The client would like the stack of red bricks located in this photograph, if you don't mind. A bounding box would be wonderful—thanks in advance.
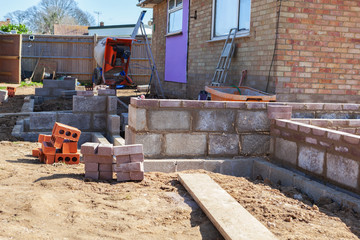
[81,143,114,180]
[32,122,81,164]
[81,143,144,182]
[113,144,144,182]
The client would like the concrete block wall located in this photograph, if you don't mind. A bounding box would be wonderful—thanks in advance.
[125,98,271,158]
[270,119,360,195]
[23,95,119,145]
[35,78,77,98]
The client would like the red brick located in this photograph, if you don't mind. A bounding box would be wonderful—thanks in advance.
[335,146,349,153]
[62,141,78,154]
[97,143,113,156]
[44,154,55,164]
[312,127,326,136]
[130,98,159,108]
[99,171,113,181]
[130,171,144,181]
[324,103,342,111]
[319,141,331,147]
[159,100,182,108]
[38,134,51,143]
[327,131,341,141]
[204,101,226,108]
[246,102,267,110]
[182,100,204,108]
[56,153,80,164]
[271,128,281,136]
[276,119,287,127]
[116,172,130,182]
[287,122,299,131]
[113,144,143,156]
[305,137,317,145]
[287,103,305,110]
[83,155,113,164]
[116,155,131,164]
[225,101,247,109]
[130,153,144,163]
[305,103,324,110]
[85,171,99,180]
[99,163,113,172]
[85,163,98,172]
[348,120,360,127]
[113,163,130,172]
[51,135,64,149]
[42,141,56,155]
[342,104,360,110]
[32,148,41,157]
[52,122,81,142]
[129,162,144,172]
[81,142,99,155]
[343,134,360,145]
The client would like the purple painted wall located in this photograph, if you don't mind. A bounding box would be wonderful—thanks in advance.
[164,0,189,83]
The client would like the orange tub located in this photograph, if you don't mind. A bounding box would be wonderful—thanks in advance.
[205,86,276,102]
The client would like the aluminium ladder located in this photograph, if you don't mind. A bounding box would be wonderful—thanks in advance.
[131,11,165,98]
[211,28,238,86]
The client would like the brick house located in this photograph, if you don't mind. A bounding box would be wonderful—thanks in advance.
[138,0,360,103]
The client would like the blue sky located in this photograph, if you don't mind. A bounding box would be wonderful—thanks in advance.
[0,0,153,26]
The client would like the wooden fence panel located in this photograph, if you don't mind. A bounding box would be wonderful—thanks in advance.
[0,34,22,83]
[21,35,151,84]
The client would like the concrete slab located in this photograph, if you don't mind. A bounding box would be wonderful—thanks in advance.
[178,173,278,240]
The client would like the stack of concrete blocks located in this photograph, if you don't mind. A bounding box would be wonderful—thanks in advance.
[120,113,128,132]
[35,77,77,99]
[32,122,81,164]
[0,89,8,103]
[113,144,145,181]
[81,142,114,180]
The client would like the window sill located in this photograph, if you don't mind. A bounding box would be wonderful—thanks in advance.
[206,31,251,43]
[165,31,183,37]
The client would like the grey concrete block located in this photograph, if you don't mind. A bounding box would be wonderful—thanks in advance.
[11,124,23,137]
[165,133,207,157]
[113,135,125,146]
[269,165,295,187]
[78,132,94,147]
[208,134,239,156]
[73,96,107,113]
[220,158,254,177]
[203,160,223,173]
[21,132,43,142]
[326,153,359,189]
[194,110,235,132]
[57,113,91,130]
[293,175,327,201]
[236,111,270,132]
[241,134,270,155]
[93,113,107,131]
[298,145,324,175]
[98,89,116,96]
[50,88,65,97]
[292,112,315,118]
[35,88,50,97]
[107,96,118,114]
[62,78,77,90]
[107,114,120,134]
[92,132,110,144]
[149,110,190,130]
[252,159,271,180]
[128,105,146,131]
[23,118,30,131]
[61,90,77,96]
[43,79,60,88]
[126,127,162,157]
[120,113,128,131]
[29,112,57,130]
[176,160,204,171]
[274,137,298,165]
[144,160,176,173]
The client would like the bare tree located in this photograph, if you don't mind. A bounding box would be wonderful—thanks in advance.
[5,0,95,34]
[5,10,27,24]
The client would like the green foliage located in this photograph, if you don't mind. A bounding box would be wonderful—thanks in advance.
[0,86,6,90]
[18,82,43,88]
[0,23,31,34]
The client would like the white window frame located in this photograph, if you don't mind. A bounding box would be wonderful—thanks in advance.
[167,0,183,34]
[211,0,251,41]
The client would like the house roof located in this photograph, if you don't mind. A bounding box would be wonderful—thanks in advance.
[137,0,163,8]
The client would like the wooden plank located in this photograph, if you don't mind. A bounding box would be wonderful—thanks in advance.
[0,72,12,76]
[178,173,278,240]
[0,56,19,60]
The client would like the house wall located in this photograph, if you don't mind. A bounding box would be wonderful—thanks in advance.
[151,0,278,99]
[275,0,360,103]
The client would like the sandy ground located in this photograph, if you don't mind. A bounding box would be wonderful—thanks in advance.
[0,84,359,239]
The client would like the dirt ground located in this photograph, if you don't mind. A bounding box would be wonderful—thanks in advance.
[0,85,359,239]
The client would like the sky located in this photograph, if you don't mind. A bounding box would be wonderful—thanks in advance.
[0,0,153,27]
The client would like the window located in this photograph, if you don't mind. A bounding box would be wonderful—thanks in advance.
[213,0,251,38]
[168,0,183,33]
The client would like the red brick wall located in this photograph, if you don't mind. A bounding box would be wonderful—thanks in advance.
[276,0,360,103]
[151,0,278,99]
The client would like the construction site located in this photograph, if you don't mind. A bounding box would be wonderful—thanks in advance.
[1,0,360,239]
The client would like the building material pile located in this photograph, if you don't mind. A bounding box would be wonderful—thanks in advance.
[32,122,81,164]
[81,143,144,182]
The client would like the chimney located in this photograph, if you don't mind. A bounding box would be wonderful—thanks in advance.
[6,18,10,23]
[100,21,104,27]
